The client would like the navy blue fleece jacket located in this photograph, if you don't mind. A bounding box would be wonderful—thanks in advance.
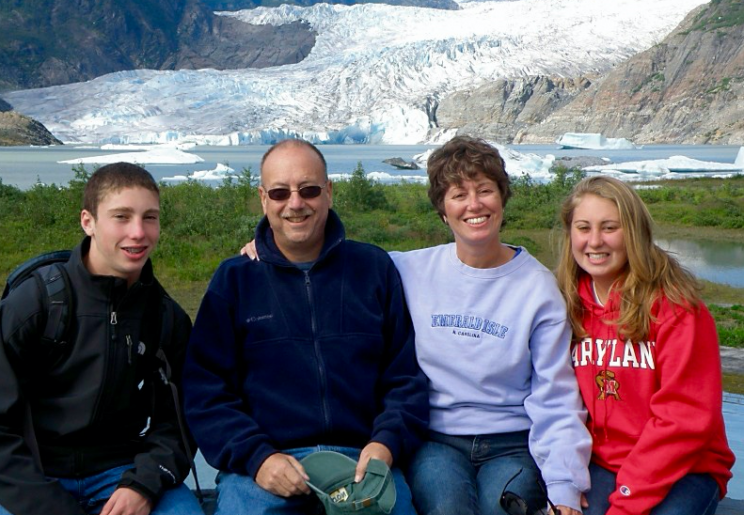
[183,211,429,478]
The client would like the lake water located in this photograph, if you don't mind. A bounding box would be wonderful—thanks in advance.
[1,143,742,190]
[657,239,744,289]
[0,144,437,190]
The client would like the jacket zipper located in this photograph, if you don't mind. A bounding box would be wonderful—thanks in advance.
[305,270,331,432]
[86,300,120,472]
[125,334,133,365]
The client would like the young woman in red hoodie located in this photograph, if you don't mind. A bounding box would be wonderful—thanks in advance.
[555,176,735,515]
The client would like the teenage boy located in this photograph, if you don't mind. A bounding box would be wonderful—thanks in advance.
[0,163,202,515]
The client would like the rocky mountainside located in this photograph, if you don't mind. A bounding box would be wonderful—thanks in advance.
[0,97,61,145]
[0,0,315,91]
[436,76,596,144]
[0,111,62,146]
[438,0,744,145]
[0,0,458,93]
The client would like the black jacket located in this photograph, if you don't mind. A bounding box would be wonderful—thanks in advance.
[184,210,429,478]
[0,237,193,515]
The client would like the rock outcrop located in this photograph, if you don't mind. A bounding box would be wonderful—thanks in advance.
[436,76,594,143]
[383,157,420,170]
[0,111,63,146]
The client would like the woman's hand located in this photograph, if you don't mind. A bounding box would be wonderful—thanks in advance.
[551,493,588,515]
[240,240,259,260]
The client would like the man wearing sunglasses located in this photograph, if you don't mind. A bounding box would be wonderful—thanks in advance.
[183,139,429,515]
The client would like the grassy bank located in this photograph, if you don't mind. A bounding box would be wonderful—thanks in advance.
[2,166,744,391]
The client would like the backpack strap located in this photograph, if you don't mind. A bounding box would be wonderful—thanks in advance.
[2,250,72,301]
[21,261,73,473]
[33,263,73,346]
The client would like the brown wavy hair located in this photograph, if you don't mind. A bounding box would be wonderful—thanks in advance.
[426,136,511,222]
[556,176,701,341]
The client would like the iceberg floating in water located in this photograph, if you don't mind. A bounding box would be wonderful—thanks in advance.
[735,146,744,168]
[59,146,204,165]
[162,163,238,183]
[584,155,744,175]
[556,133,637,150]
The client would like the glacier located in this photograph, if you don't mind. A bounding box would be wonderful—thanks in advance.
[4,0,708,146]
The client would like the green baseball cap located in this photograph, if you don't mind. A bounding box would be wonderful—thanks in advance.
[300,451,396,515]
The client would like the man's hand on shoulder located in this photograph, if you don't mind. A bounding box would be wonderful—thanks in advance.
[100,487,152,515]
[256,453,311,497]
[355,442,393,483]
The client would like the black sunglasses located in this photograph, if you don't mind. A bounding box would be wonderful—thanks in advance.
[266,184,326,201]
[500,468,561,515]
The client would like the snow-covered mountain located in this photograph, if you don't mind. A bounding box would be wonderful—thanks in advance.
[5,0,708,145]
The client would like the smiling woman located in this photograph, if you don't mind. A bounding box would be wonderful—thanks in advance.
[556,176,736,515]
[390,136,591,515]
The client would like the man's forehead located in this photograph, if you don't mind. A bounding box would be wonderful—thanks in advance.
[261,145,323,172]
[261,175,322,188]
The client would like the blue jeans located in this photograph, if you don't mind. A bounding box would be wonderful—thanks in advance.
[214,445,416,515]
[406,430,545,515]
[584,462,720,515]
[0,464,203,515]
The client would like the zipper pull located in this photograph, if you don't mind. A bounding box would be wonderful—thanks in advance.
[110,311,118,341]
[126,335,133,365]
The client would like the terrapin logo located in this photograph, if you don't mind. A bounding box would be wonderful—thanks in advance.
[595,370,621,401]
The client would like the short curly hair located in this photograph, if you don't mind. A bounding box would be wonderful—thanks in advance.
[426,136,511,221]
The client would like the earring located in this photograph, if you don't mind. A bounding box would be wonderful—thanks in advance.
[442,216,448,225]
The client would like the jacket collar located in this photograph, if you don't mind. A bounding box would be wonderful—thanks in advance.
[254,209,346,267]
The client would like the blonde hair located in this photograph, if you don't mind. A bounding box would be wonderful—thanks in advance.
[556,176,701,341]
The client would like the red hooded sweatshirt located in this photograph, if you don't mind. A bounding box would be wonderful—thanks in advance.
[571,274,735,515]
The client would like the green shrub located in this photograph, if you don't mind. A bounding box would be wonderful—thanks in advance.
[334,162,389,213]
